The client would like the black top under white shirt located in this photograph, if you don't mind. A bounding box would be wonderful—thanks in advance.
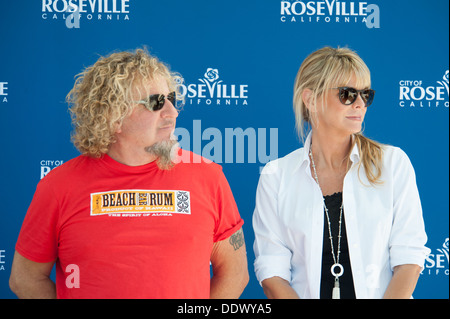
[320,192,356,299]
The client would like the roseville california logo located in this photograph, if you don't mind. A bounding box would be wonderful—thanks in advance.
[0,249,5,271]
[40,159,65,179]
[399,70,449,108]
[41,0,131,29]
[0,81,8,103]
[280,0,380,29]
[422,238,449,276]
[177,68,249,107]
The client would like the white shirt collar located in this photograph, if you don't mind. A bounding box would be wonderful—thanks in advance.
[349,135,361,164]
[293,131,361,174]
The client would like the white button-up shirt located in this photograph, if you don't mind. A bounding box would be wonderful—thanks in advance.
[253,133,430,299]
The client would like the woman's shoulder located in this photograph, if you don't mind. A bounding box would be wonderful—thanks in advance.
[261,147,306,175]
[381,144,411,164]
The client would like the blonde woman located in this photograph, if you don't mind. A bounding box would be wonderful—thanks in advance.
[253,47,430,299]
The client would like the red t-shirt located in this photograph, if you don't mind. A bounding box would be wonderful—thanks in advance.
[16,150,243,299]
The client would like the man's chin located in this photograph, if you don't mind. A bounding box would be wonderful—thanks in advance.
[145,139,180,170]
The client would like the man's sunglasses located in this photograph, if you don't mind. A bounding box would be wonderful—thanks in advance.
[332,87,375,107]
[134,91,177,112]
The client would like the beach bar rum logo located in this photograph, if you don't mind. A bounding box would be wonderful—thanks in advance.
[90,189,191,217]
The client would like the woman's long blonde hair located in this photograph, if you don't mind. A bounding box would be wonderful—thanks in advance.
[293,46,383,185]
[66,47,183,158]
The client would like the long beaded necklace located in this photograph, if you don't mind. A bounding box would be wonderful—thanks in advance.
[309,145,344,299]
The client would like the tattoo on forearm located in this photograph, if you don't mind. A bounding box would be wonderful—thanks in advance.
[229,228,244,251]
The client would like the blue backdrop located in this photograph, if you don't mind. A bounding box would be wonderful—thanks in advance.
[0,0,448,299]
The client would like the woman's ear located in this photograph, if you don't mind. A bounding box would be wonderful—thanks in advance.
[302,88,315,113]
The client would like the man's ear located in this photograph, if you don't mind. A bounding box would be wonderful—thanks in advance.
[113,122,122,134]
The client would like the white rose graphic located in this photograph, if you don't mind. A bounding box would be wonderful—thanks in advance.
[437,70,449,96]
[199,68,223,98]
[437,238,449,264]
[204,68,219,82]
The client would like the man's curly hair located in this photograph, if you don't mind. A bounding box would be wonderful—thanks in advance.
[66,48,183,158]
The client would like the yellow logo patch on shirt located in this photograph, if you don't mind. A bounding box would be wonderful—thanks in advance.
[90,190,190,216]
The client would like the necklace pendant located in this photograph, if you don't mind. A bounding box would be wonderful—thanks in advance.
[331,263,344,278]
[332,277,340,299]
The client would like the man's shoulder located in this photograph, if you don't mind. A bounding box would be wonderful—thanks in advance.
[175,149,224,174]
[177,149,221,166]
[40,155,93,182]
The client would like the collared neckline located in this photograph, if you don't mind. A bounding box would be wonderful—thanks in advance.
[348,135,361,164]
[293,132,361,174]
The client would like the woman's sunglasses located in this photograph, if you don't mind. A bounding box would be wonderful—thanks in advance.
[332,87,375,107]
[134,91,177,112]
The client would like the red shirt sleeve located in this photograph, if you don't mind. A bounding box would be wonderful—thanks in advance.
[212,168,243,242]
[15,177,59,263]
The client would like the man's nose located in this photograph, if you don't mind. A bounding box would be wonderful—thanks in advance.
[161,99,179,118]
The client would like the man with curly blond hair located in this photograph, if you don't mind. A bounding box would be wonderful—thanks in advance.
[10,48,248,299]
